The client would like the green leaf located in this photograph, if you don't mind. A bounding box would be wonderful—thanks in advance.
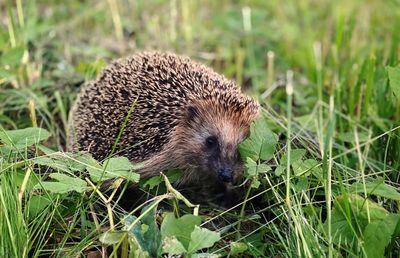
[350,178,400,201]
[337,131,369,143]
[124,203,161,257]
[105,157,141,182]
[164,169,184,184]
[245,157,258,176]
[143,176,163,190]
[387,66,400,101]
[292,159,321,177]
[0,68,15,80]
[363,214,400,258]
[274,149,307,177]
[230,242,248,255]
[326,194,388,245]
[280,149,306,165]
[28,195,52,219]
[34,156,83,173]
[34,173,87,194]
[99,231,127,245]
[187,226,221,254]
[251,179,261,188]
[295,114,317,132]
[162,236,187,255]
[13,169,41,191]
[274,166,285,176]
[82,155,104,181]
[257,163,271,173]
[0,127,50,149]
[190,254,219,258]
[295,177,309,191]
[0,47,24,66]
[239,117,278,161]
[161,213,201,250]
[86,156,140,183]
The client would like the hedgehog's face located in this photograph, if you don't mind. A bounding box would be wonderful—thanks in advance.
[200,131,243,183]
[178,101,260,184]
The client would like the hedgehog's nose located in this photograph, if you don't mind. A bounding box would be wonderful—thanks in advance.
[218,167,234,182]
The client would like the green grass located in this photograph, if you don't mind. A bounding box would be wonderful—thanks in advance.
[1,0,400,257]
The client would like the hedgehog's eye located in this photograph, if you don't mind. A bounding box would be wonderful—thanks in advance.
[205,136,218,149]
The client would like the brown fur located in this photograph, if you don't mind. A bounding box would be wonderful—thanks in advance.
[68,52,259,191]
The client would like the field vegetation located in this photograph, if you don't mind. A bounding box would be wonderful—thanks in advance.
[1,0,400,257]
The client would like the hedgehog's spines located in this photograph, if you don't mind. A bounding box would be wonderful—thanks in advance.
[68,52,260,181]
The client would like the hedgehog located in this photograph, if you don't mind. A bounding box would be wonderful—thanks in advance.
[68,52,260,205]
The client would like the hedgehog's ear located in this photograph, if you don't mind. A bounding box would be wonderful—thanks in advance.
[186,106,199,123]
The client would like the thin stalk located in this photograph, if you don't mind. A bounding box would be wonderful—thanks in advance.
[16,0,24,28]
[327,96,334,258]
[18,167,32,204]
[236,176,254,240]
[313,41,324,157]
[285,70,293,213]
[106,0,123,41]
[285,71,313,257]
[354,127,371,223]
[28,100,37,127]
[6,1,16,48]
[266,51,275,98]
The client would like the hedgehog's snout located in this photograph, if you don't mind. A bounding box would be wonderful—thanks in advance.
[218,167,234,182]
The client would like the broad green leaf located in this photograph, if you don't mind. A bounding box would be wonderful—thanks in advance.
[245,157,257,176]
[350,178,400,201]
[37,144,57,155]
[387,66,400,101]
[244,157,271,176]
[143,176,163,190]
[230,242,248,255]
[161,213,201,249]
[164,169,184,184]
[251,179,261,188]
[295,177,309,191]
[280,149,306,165]
[83,155,104,181]
[338,131,369,143]
[0,127,50,149]
[258,163,271,174]
[34,156,82,173]
[143,170,183,190]
[295,114,317,132]
[105,157,135,172]
[28,195,52,219]
[274,149,307,176]
[187,226,221,254]
[190,254,219,258]
[239,117,278,161]
[13,169,41,191]
[86,156,140,183]
[0,47,24,66]
[34,173,87,194]
[244,158,268,188]
[0,68,15,80]
[162,236,187,255]
[99,231,127,245]
[326,194,388,245]
[124,202,161,257]
[274,166,285,176]
[292,159,321,177]
[363,214,400,258]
